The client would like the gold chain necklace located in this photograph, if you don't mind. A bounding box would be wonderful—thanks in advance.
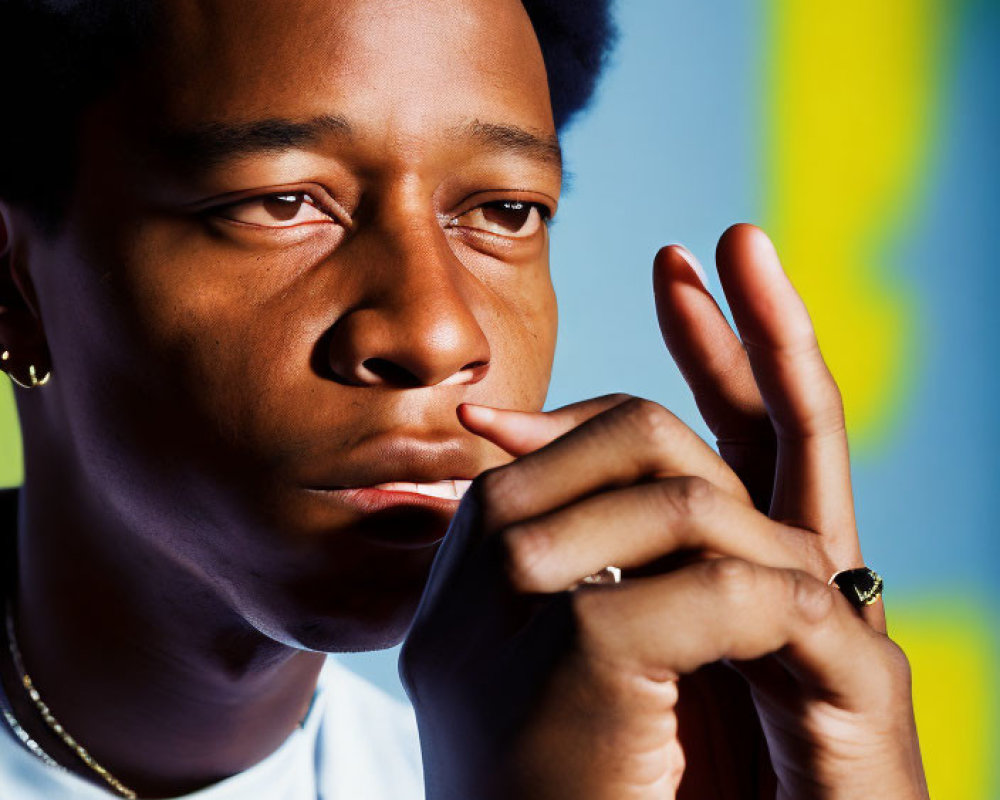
[4,602,138,799]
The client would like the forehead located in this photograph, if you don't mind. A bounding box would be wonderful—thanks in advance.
[140,0,553,140]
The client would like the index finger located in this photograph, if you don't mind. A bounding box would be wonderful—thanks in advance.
[457,393,634,456]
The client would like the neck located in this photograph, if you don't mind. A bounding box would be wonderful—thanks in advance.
[1,478,326,799]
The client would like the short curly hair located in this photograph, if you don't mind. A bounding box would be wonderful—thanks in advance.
[0,0,617,234]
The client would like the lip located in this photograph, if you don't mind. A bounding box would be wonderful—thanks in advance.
[300,436,485,546]
[307,477,472,509]
[367,479,474,499]
[310,484,466,513]
[304,485,466,547]
[302,436,486,491]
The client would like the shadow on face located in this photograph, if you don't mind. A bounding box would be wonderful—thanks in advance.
[17,0,562,651]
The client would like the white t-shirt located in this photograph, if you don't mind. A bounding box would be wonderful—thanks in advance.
[0,655,425,800]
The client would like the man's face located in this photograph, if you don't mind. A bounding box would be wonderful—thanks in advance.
[22,0,559,649]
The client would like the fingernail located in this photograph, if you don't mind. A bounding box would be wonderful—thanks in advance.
[672,244,710,290]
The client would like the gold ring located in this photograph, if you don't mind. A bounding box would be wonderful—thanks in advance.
[828,566,883,609]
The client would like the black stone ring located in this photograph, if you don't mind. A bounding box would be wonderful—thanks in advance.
[828,567,884,610]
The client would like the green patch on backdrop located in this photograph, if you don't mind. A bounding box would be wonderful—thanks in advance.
[0,380,22,488]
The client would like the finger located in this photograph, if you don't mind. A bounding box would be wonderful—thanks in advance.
[653,244,776,511]
[470,397,753,534]
[457,393,633,457]
[502,476,819,593]
[652,244,771,442]
[715,224,858,555]
[572,557,893,709]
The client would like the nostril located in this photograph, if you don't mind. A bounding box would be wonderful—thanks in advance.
[359,358,490,387]
[460,360,490,380]
[360,358,422,387]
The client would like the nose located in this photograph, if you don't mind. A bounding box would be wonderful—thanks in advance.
[326,218,492,388]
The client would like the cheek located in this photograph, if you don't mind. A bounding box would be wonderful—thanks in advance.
[50,218,330,476]
[461,235,558,408]
[492,269,558,410]
[110,259,277,443]
[126,221,331,367]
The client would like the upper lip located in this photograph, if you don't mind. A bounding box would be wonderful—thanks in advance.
[302,436,487,489]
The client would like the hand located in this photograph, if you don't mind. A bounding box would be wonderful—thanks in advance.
[399,224,928,799]
[652,226,927,798]
[400,392,753,798]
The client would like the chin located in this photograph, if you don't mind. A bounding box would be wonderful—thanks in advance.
[241,554,434,654]
[221,502,446,653]
[283,603,419,653]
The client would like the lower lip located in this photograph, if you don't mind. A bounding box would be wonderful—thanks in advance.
[304,487,461,546]
[335,487,462,515]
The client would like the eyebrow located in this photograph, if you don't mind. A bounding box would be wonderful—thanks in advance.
[448,120,563,174]
[155,114,562,176]
[155,113,352,171]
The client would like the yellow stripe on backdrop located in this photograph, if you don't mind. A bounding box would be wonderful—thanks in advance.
[889,600,999,800]
[763,1,995,798]
[764,0,947,446]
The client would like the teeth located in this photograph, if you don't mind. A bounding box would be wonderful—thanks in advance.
[370,479,473,500]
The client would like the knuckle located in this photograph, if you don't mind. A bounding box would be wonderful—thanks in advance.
[474,466,526,529]
[619,396,676,443]
[499,524,549,593]
[475,464,508,502]
[826,373,846,417]
[815,371,847,431]
[789,569,836,623]
[602,391,636,407]
[471,465,503,505]
[881,638,914,689]
[796,352,848,437]
[666,738,686,789]
[662,475,715,519]
[702,557,758,605]
[860,638,916,709]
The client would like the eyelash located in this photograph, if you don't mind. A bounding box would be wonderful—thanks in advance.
[512,200,553,224]
[210,191,340,229]
[210,192,554,233]
[448,199,553,234]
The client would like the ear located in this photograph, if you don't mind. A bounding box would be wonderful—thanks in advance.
[0,201,52,388]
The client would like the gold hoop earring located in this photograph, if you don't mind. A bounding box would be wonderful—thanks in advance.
[1,350,51,389]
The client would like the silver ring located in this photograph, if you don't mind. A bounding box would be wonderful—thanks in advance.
[580,565,622,585]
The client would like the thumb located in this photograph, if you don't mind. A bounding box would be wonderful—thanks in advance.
[458,393,633,457]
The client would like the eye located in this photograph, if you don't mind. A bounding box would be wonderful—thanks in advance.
[449,200,551,238]
[214,192,334,228]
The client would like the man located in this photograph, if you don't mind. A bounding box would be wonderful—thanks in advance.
[0,0,928,797]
